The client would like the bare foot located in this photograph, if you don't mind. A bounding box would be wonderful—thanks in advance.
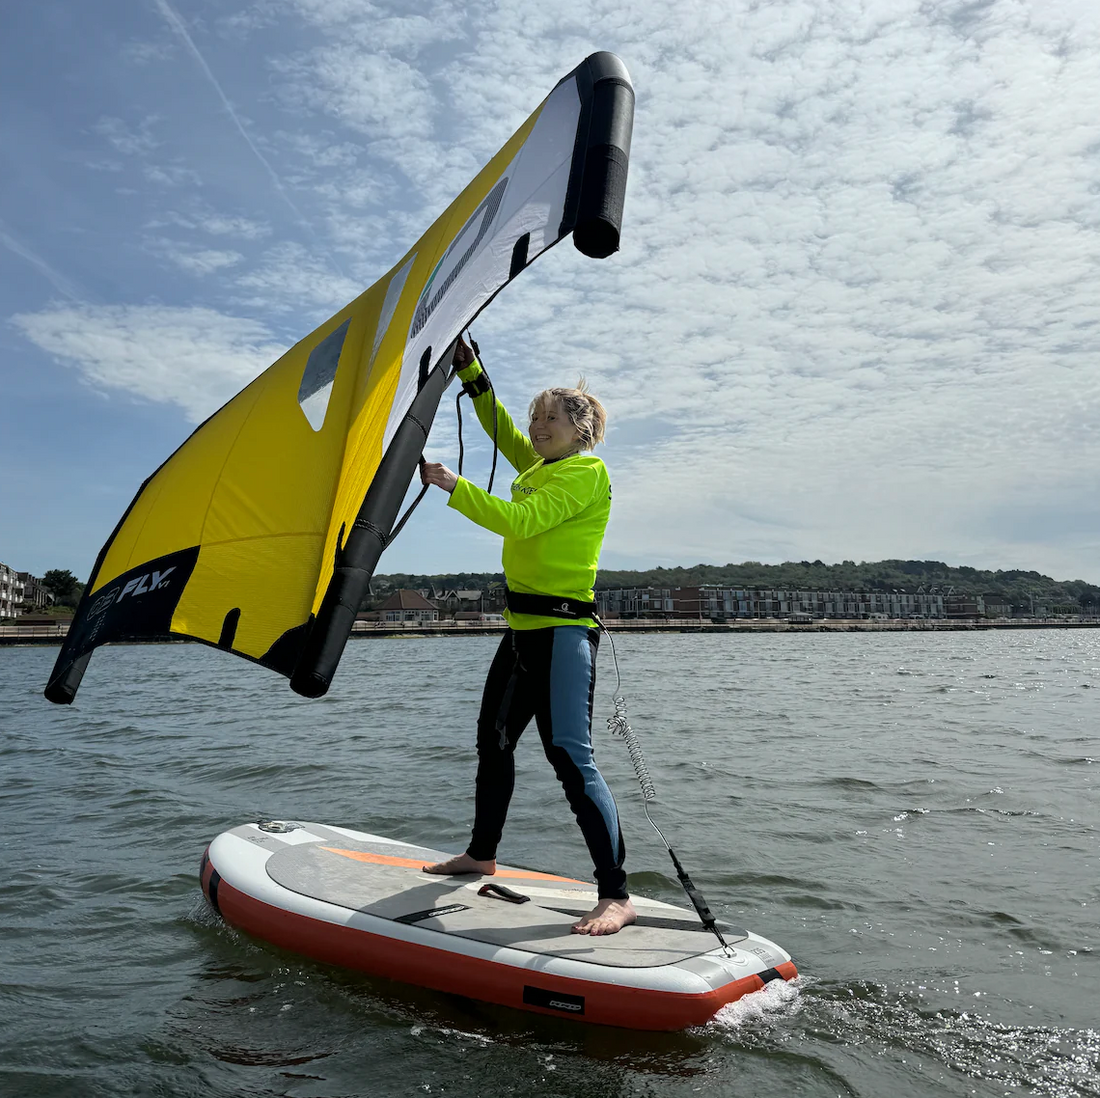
[572,897,637,936]
[422,853,496,876]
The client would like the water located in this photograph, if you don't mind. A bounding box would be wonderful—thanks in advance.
[2,630,1098,1097]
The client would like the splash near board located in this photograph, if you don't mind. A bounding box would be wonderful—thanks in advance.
[201,821,798,1031]
[45,52,634,705]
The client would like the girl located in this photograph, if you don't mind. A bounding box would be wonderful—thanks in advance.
[420,338,634,936]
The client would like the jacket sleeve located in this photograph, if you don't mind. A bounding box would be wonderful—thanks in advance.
[448,461,601,539]
[456,359,537,473]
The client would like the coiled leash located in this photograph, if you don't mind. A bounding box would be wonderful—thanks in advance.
[599,622,733,953]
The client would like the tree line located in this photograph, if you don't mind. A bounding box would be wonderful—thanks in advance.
[31,569,86,612]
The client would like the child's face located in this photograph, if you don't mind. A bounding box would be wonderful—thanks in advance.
[529,397,580,462]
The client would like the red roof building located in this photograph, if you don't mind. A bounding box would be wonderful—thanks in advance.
[374,589,439,622]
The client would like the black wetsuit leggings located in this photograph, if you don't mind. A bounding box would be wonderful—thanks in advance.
[465,626,628,900]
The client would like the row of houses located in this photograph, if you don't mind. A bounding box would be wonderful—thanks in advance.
[364,584,1033,623]
[0,563,55,619]
[600,586,969,620]
[362,588,504,623]
[598,586,1044,619]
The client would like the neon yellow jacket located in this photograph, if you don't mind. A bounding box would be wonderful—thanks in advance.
[449,360,610,630]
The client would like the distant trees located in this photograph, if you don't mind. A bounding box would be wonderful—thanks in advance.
[41,569,84,609]
[371,559,1100,609]
[372,571,502,593]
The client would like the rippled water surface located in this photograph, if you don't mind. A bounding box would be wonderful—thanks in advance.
[3,630,1098,1097]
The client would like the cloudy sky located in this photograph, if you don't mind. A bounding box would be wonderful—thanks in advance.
[3,0,1099,585]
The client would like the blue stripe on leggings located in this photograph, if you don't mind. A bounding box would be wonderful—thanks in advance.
[549,626,620,855]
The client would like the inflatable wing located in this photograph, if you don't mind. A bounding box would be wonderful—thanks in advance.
[46,52,633,704]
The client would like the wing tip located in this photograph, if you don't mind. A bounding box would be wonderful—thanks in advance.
[43,682,76,706]
[570,54,634,261]
[290,671,330,699]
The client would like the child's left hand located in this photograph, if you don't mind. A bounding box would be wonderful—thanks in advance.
[421,462,458,494]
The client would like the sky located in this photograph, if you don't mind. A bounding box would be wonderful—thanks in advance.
[2,0,1099,585]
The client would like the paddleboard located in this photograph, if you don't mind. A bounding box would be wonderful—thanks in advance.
[200,820,798,1030]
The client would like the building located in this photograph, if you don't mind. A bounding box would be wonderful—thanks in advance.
[17,572,55,611]
[597,587,676,618]
[944,594,985,619]
[428,588,487,616]
[596,585,949,620]
[981,595,1013,618]
[373,589,439,623]
[0,563,25,619]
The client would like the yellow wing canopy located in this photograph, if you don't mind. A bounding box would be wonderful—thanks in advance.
[46,52,634,704]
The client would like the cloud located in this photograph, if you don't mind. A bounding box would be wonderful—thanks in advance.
[146,208,272,241]
[93,116,161,157]
[11,305,286,422]
[143,163,204,188]
[122,40,174,66]
[278,0,465,55]
[231,241,362,316]
[155,242,245,276]
[194,213,273,240]
[385,0,1100,577]
[273,48,437,150]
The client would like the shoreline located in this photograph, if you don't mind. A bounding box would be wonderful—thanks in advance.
[3,616,1099,649]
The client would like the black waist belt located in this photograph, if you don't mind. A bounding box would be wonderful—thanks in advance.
[505,589,598,620]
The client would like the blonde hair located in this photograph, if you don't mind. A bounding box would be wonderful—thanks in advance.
[529,378,607,451]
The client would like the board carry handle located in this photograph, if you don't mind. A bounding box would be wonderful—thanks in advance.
[477,883,531,904]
